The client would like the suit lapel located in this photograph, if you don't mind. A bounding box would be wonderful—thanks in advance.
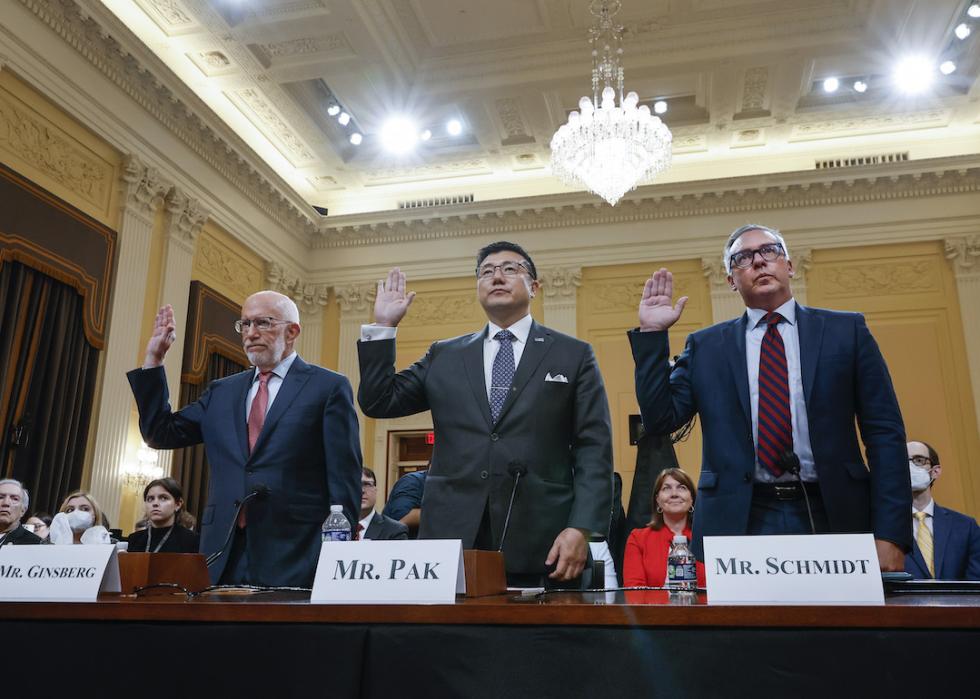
[366,512,382,539]
[909,541,931,579]
[462,328,493,428]
[723,314,752,431]
[933,506,950,578]
[249,356,314,459]
[234,370,253,462]
[796,303,823,411]
[494,321,553,426]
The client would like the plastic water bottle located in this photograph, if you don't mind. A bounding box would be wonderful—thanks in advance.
[321,504,351,542]
[666,535,698,590]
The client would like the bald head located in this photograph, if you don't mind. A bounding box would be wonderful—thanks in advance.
[240,290,302,370]
[244,291,300,324]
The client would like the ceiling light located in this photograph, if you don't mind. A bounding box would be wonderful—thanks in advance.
[420,129,432,141]
[822,77,839,93]
[653,100,668,114]
[446,119,462,136]
[349,133,362,145]
[969,3,980,18]
[327,104,340,116]
[939,60,957,75]
[954,23,971,40]
[893,55,935,94]
[338,112,351,126]
[381,117,419,154]
[853,80,868,93]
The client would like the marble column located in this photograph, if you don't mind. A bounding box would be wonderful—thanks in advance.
[539,266,581,336]
[87,155,166,522]
[294,283,330,365]
[701,257,744,323]
[789,248,813,306]
[945,235,980,437]
[335,282,377,453]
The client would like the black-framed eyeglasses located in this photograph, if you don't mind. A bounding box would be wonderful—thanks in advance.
[361,482,377,490]
[235,317,291,334]
[476,261,530,279]
[729,243,785,270]
[909,456,933,468]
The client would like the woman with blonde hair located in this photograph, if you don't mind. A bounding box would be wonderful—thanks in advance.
[51,490,109,544]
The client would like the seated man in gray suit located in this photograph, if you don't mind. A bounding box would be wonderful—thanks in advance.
[359,467,408,540]
[357,241,614,586]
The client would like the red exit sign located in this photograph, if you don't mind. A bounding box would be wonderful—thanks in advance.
[425,431,435,445]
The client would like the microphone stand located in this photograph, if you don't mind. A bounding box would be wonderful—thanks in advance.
[780,451,815,535]
[498,462,527,553]
[206,486,268,567]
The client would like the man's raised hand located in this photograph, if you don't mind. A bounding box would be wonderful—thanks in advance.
[373,268,416,327]
[143,304,176,368]
[638,268,688,332]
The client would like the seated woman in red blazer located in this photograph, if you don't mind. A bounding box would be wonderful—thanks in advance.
[623,467,706,587]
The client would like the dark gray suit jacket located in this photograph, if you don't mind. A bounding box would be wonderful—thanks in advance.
[357,320,614,575]
[364,511,409,540]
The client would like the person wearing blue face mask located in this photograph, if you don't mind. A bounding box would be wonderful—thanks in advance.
[905,440,980,580]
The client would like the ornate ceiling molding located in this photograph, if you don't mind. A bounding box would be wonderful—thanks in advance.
[266,261,330,315]
[315,156,980,249]
[18,0,316,240]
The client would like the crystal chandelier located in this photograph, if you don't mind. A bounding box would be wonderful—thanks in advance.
[550,0,672,206]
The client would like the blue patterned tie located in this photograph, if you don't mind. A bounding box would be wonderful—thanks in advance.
[490,330,516,422]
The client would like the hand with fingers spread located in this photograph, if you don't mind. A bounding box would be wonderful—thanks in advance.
[373,268,417,327]
[638,268,689,332]
[143,304,177,368]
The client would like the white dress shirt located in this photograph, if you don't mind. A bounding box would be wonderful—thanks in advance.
[745,299,816,482]
[913,498,935,537]
[361,314,534,401]
[244,351,298,421]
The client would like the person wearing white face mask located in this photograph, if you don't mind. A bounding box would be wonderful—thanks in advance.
[50,491,112,545]
[905,441,980,580]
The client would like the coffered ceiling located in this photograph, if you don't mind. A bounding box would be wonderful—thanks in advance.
[102,0,980,217]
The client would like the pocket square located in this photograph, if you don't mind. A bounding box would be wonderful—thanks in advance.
[545,372,568,383]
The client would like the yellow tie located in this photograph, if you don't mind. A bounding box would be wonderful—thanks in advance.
[914,511,934,578]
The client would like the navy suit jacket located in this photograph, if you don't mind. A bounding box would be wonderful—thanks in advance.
[905,504,980,580]
[127,357,362,586]
[630,304,911,558]
[364,511,409,540]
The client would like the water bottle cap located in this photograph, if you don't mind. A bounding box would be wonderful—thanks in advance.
[330,504,343,512]
[672,535,687,543]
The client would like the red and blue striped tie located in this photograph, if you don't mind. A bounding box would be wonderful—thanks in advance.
[757,312,792,476]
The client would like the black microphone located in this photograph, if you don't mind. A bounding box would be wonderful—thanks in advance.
[498,461,528,553]
[778,451,816,535]
[206,485,270,567]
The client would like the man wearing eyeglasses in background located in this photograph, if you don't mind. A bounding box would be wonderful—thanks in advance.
[128,290,361,587]
[905,441,980,580]
[357,241,613,587]
[629,224,911,571]
[358,467,408,540]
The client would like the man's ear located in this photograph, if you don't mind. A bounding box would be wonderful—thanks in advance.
[728,274,737,292]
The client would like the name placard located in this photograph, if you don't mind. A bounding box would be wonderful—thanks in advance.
[0,545,121,601]
[703,534,883,605]
[311,539,464,604]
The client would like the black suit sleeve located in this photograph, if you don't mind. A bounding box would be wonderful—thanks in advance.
[127,366,207,449]
[356,338,431,418]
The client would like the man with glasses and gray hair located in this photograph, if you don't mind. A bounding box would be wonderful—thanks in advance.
[0,479,44,546]
[629,224,911,571]
[358,241,614,587]
[128,290,361,587]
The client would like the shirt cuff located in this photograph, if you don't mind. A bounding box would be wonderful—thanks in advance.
[360,324,397,342]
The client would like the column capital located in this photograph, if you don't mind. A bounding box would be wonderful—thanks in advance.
[539,266,581,299]
[790,247,813,283]
[265,262,330,314]
[335,281,377,315]
[164,187,209,247]
[701,257,730,289]
[944,235,980,277]
[121,154,167,218]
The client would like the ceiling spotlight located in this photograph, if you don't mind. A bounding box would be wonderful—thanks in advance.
[893,55,935,94]
[955,23,971,40]
[446,119,462,136]
[349,132,362,145]
[381,116,419,154]
[653,100,668,114]
[822,77,839,93]
[939,60,957,75]
[338,112,351,126]
[969,3,980,18]
[420,129,432,141]
[327,104,340,116]
[853,80,868,93]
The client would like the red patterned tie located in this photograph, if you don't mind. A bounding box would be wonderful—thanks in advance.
[757,312,792,477]
[240,371,271,528]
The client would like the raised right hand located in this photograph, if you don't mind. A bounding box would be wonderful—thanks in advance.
[373,268,416,327]
[638,268,688,332]
[143,304,176,368]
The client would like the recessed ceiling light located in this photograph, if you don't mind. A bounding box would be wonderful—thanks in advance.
[822,77,839,93]
[446,119,462,136]
[327,104,340,116]
[381,117,419,154]
[349,133,362,145]
[954,23,971,40]
[420,129,432,141]
[653,100,668,114]
[969,3,980,19]
[893,55,935,94]
[939,60,957,75]
[853,80,868,93]
[338,112,351,126]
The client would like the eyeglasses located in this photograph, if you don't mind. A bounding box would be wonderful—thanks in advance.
[361,482,377,490]
[476,261,530,279]
[909,456,933,468]
[729,243,785,270]
[235,317,291,334]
